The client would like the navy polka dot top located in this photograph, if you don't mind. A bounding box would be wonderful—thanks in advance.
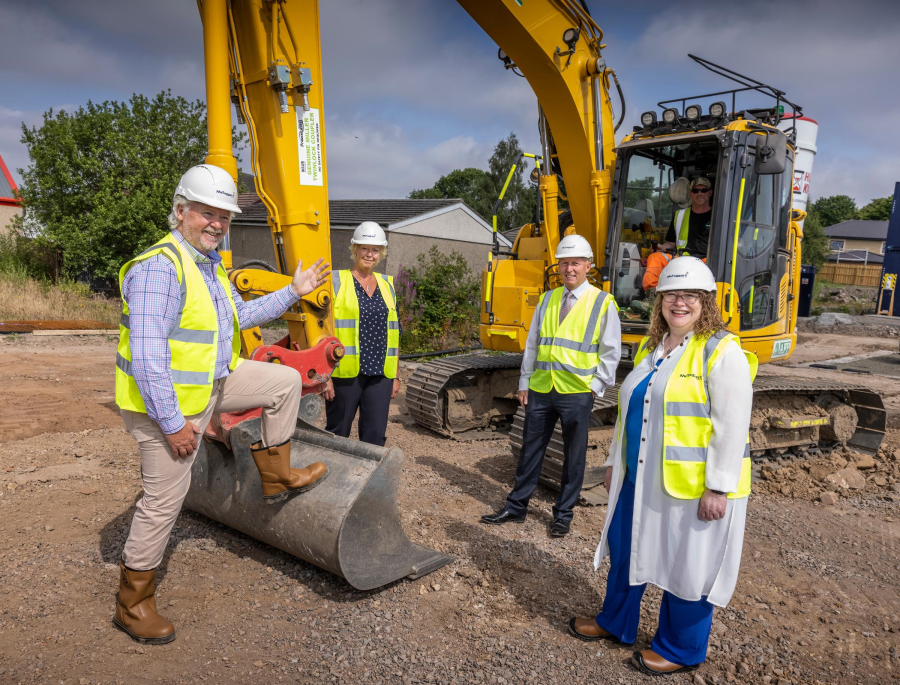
[354,276,389,377]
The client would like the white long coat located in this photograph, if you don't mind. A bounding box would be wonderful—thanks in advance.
[592,332,753,607]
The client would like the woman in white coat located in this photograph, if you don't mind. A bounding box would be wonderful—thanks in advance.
[568,257,756,676]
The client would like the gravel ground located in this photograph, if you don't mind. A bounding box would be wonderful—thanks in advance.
[0,332,899,685]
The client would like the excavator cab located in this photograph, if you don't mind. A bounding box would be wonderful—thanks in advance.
[608,121,797,366]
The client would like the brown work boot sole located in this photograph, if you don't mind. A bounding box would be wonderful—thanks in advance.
[567,617,622,643]
[112,617,176,645]
[262,466,329,504]
[631,651,698,676]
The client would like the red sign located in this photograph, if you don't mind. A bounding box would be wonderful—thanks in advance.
[793,170,811,195]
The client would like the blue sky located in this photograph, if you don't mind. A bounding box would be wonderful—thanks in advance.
[1,0,897,207]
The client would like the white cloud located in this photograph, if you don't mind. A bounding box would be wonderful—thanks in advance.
[324,115,492,198]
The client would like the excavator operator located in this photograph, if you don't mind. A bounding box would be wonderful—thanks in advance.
[112,164,331,645]
[662,177,713,258]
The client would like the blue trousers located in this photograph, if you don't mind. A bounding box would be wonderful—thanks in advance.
[595,478,714,667]
[506,388,594,523]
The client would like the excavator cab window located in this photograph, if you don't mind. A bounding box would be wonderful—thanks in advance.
[612,137,722,318]
[730,133,795,332]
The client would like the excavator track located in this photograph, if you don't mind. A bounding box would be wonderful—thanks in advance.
[406,353,523,438]
[508,374,886,500]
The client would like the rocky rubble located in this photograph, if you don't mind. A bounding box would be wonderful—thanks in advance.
[756,444,900,504]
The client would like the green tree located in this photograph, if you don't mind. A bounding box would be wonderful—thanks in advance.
[409,133,538,232]
[14,91,244,283]
[800,212,829,268]
[859,196,894,221]
[409,167,492,217]
[807,194,858,228]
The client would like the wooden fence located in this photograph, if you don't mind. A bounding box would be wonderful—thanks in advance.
[817,263,881,287]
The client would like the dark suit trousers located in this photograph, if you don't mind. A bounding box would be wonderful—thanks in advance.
[505,388,594,522]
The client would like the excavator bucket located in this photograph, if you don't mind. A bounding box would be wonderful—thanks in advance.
[185,416,453,590]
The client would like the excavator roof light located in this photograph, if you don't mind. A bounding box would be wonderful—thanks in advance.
[641,111,657,127]
[685,104,702,121]
[562,27,580,48]
[662,108,679,124]
[498,48,512,66]
[709,101,727,118]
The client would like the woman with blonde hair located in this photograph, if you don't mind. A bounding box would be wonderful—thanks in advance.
[568,257,756,676]
[325,221,400,446]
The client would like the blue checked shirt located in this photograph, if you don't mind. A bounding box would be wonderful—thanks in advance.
[122,230,300,434]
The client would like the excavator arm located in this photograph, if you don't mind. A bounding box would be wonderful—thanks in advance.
[457,0,617,263]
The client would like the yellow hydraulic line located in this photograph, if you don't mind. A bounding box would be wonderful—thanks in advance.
[277,1,301,63]
[227,2,283,239]
[202,0,237,182]
[269,0,279,66]
[729,177,747,322]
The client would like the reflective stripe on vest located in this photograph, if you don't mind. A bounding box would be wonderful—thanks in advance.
[529,285,617,394]
[332,269,400,379]
[674,208,690,250]
[631,330,758,499]
[114,233,242,416]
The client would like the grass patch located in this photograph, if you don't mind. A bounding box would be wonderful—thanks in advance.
[0,270,120,325]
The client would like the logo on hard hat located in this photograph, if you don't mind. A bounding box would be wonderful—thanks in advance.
[363,233,375,238]
[216,189,235,198]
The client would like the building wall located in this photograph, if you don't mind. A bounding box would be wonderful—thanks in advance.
[385,233,490,279]
[828,238,885,254]
[0,205,22,236]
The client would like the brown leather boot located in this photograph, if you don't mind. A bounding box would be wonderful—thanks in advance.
[113,564,176,644]
[250,439,328,502]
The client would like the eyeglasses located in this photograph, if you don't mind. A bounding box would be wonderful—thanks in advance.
[690,187,711,194]
[662,292,701,304]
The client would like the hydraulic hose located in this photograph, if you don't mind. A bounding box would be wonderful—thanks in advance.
[236,260,278,272]
[399,345,483,361]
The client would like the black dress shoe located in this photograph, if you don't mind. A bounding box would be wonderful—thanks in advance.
[549,519,570,537]
[481,509,526,525]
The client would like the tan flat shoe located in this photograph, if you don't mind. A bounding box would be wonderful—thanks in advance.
[631,649,699,676]
[567,617,620,642]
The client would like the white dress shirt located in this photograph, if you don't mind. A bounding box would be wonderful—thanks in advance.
[518,279,622,396]
[593,332,754,606]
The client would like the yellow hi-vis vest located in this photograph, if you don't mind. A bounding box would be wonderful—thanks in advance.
[332,270,399,379]
[529,285,618,394]
[631,330,758,500]
[115,233,242,416]
[673,208,691,253]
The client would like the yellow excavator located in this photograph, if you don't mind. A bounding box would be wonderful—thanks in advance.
[187,0,886,585]
[403,3,887,500]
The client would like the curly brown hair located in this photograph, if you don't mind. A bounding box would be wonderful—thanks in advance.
[645,290,726,349]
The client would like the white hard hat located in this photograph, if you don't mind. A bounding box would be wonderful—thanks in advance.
[351,221,388,246]
[174,164,242,214]
[656,256,716,292]
[554,234,593,260]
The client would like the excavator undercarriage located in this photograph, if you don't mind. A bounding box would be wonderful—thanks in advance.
[408,354,887,503]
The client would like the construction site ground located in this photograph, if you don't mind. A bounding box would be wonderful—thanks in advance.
[0,327,899,685]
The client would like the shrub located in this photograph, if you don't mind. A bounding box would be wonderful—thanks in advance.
[395,246,480,354]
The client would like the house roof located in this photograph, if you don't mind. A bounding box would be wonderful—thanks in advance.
[824,220,888,241]
[233,191,511,246]
[826,249,883,264]
[329,199,461,226]
[234,194,461,226]
[0,152,19,205]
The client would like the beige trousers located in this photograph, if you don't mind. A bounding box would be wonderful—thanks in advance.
[121,360,302,570]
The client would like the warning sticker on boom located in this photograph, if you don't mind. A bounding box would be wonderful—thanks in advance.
[297,108,323,186]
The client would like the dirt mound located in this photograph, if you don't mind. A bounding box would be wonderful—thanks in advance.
[756,443,900,504]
